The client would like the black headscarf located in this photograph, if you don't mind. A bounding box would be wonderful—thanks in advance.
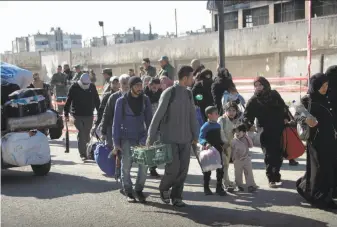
[253,76,273,105]
[195,69,213,87]
[326,65,337,88]
[308,73,329,101]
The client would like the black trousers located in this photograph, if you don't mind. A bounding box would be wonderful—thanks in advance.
[263,147,283,183]
[203,144,224,187]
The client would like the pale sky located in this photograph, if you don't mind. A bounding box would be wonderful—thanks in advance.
[0,1,212,53]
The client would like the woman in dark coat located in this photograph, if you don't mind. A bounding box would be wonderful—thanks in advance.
[192,69,214,122]
[243,77,289,188]
[211,68,235,115]
[296,73,337,209]
[325,65,337,198]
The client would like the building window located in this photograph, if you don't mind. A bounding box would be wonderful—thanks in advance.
[224,11,238,30]
[243,5,269,28]
[312,0,337,17]
[35,41,48,45]
[275,1,305,23]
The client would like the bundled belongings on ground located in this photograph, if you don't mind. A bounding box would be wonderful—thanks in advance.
[1,63,63,138]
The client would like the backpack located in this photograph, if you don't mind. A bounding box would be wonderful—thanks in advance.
[121,95,148,119]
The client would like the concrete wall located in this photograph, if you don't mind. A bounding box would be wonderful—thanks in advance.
[1,15,337,81]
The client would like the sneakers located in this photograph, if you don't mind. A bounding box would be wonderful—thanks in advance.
[269,182,278,188]
[216,184,227,196]
[204,186,213,195]
[80,156,87,162]
[226,185,235,193]
[126,193,136,203]
[150,169,160,178]
[135,191,147,203]
[160,191,171,204]
[172,199,186,207]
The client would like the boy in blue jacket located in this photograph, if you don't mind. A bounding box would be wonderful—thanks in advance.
[199,106,227,196]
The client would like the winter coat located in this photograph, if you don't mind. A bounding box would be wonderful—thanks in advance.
[231,134,253,161]
[192,79,214,122]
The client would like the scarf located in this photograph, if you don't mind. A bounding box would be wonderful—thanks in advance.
[126,91,143,116]
[308,73,329,102]
[253,76,274,105]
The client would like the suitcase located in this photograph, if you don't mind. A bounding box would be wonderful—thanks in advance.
[7,110,58,131]
[94,143,116,176]
[5,88,47,118]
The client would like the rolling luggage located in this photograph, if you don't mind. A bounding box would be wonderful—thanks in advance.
[5,88,47,118]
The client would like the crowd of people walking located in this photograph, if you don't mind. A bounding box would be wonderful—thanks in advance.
[44,58,336,210]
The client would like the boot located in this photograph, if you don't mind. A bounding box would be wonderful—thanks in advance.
[203,171,212,195]
[216,169,227,196]
[289,159,299,166]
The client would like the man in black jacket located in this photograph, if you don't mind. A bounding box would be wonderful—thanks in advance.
[64,74,100,161]
[100,74,130,146]
[93,76,120,147]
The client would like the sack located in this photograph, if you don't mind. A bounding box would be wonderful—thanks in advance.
[49,112,64,140]
[94,143,116,176]
[282,126,306,160]
[199,147,222,172]
[1,62,33,89]
[1,131,51,166]
[132,143,173,167]
[1,83,20,105]
[7,110,58,131]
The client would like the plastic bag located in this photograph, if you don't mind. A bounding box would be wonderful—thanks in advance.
[1,131,51,166]
[1,62,33,89]
[199,146,222,172]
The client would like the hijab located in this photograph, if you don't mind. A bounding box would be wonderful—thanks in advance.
[325,65,337,102]
[308,73,329,101]
[253,76,273,105]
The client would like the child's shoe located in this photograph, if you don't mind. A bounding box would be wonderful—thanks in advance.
[237,186,245,192]
[248,186,258,193]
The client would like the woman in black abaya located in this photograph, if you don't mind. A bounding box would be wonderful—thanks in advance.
[296,73,337,210]
[243,77,289,188]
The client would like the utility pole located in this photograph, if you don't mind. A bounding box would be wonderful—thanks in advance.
[175,8,178,38]
[307,0,312,84]
[215,0,225,68]
[98,21,105,46]
[149,22,153,40]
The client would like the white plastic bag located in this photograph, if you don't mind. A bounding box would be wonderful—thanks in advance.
[1,131,51,166]
[247,127,263,148]
[199,146,222,172]
[1,62,33,89]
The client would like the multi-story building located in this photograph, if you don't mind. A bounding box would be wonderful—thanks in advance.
[207,0,337,31]
[83,37,104,48]
[12,37,30,53]
[12,28,82,53]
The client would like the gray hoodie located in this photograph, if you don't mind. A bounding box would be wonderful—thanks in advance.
[148,84,198,144]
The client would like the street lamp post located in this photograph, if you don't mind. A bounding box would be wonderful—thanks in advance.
[215,0,225,68]
[99,21,106,46]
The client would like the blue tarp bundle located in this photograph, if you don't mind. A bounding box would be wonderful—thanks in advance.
[1,62,33,88]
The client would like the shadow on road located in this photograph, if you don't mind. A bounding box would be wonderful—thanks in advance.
[143,200,328,227]
[52,160,78,166]
[1,169,119,199]
[49,139,78,149]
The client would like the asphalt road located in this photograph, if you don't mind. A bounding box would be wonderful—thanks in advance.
[2,135,337,227]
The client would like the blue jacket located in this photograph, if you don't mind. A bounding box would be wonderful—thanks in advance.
[113,94,152,148]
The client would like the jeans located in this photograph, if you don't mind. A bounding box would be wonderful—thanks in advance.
[121,139,148,193]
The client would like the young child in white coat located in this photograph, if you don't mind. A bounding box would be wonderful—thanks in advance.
[231,124,259,192]
[217,101,243,192]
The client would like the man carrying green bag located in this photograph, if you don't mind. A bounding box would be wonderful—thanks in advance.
[146,66,199,207]
[113,76,152,203]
